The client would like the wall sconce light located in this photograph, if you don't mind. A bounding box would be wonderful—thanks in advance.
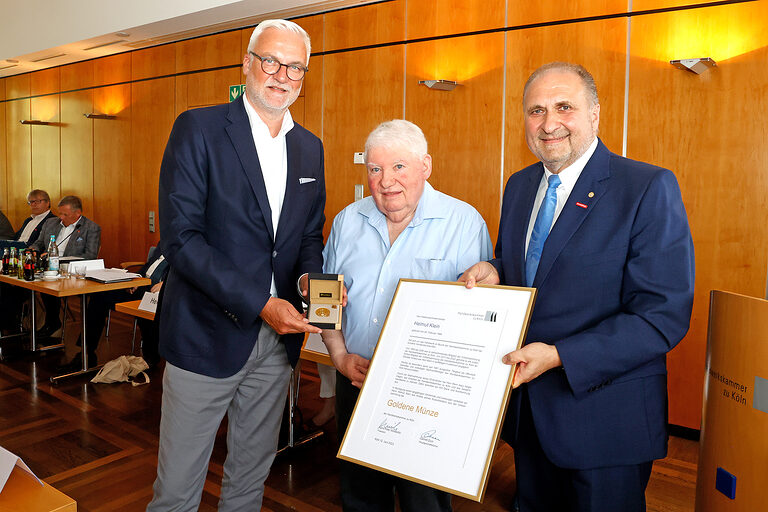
[19,120,50,125]
[418,80,460,91]
[84,113,116,120]
[670,58,717,75]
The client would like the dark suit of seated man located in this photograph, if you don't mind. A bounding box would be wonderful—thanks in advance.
[57,248,168,372]
[14,190,58,247]
[0,190,58,332]
[0,211,14,240]
[29,195,101,340]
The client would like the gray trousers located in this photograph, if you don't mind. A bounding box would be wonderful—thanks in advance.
[147,326,290,512]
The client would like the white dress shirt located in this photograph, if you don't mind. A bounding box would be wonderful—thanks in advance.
[145,255,166,280]
[18,210,51,243]
[242,98,294,297]
[525,138,599,252]
[56,222,77,254]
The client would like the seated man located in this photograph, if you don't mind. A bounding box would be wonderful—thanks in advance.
[321,119,492,512]
[0,211,14,239]
[0,190,58,331]
[58,247,168,372]
[30,195,101,339]
[15,189,57,246]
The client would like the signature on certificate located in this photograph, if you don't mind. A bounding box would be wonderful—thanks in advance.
[419,429,441,442]
[378,418,402,434]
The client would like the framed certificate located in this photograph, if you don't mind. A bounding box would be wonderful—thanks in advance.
[338,279,536,502]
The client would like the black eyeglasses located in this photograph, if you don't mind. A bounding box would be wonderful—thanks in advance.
[249,52,307,81]
[27,199,46,205]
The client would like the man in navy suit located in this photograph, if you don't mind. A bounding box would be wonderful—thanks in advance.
[461,62,694,511]
[14,189,57,246]
[148,19,324,511]
[0,189,57,332]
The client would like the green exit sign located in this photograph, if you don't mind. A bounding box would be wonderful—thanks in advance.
[229,84,246,102]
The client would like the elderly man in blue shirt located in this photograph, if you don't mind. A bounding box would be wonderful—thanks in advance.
[321,119,492,512]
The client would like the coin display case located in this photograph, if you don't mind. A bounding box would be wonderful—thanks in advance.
[308,273,344,329]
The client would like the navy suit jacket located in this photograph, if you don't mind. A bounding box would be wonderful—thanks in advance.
[492,140,694,469]
[158,96,325,378]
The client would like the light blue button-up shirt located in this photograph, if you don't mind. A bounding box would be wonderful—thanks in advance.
[323,182,492,359]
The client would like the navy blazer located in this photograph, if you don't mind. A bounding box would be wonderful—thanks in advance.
[492,140,694,469]
[158,96,325,378]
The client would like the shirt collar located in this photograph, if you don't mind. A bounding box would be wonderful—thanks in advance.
[31,209,50,220]
[242,96,294,139]
[412,182,444,225]
[59,216,80,230]
[542,137,599,188]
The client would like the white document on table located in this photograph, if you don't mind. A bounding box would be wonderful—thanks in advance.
[0,446,42,492]
[338,279,536,502]
[68,258,104,273]
[138,291,159,313]
[85,268,141,283]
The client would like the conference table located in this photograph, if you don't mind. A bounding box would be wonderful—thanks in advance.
[0,273,150,382]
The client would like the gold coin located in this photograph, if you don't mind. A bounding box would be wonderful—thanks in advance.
[316,308,331,317]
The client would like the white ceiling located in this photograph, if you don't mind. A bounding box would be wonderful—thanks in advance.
[0,0,378,79]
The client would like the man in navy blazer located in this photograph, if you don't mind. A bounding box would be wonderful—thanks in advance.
[14,189,57,246]
[148,19,324,511]
[462,63,694,511]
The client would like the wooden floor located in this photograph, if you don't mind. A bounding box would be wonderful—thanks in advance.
[0,312,699,511]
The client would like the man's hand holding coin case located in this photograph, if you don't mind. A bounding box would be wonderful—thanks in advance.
[260,274,348,336]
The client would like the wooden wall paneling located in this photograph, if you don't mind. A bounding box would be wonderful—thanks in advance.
[93,84,132,267]
[627,0,768,429]
[131,77,175,261]
[296,15,324,53]
[176,31,241,74]
[322,46,404,237]
[0,80,7,213]
[60,90,93,216]
[504,19,628,184]
[60,61,94,92]
[240,27,252,57]
[405,32,506,241]
[296,15,324,139]
[174,75,188,118]
[291,96,305,126]
[406,0,505,39]
[185,67,243,109]
[323,0,405,52]
[6,98,32,227]
[30,69,61,205]
[507,0,628,26]
[5,73,30,101]
[93,53,131,87]
[302,54,323,139]
[30,68,59,97]
[633,0,733,10]
[132,44,176,81]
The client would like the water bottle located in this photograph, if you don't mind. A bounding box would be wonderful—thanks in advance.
[47,235,60,273]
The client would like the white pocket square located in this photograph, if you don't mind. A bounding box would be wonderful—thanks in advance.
[299,177,316,184]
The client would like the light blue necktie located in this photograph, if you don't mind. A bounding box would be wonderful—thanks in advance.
[525,174,561,287]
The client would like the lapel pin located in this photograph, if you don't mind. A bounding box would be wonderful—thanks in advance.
[575,202,588,209]
[588,192,595,198]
